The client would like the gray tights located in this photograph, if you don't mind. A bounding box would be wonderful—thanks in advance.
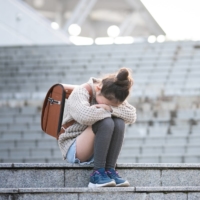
[92,117,125,170]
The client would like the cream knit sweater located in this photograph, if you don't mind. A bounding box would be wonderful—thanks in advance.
[58,77,137,160]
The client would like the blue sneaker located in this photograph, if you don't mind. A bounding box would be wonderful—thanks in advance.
[88,168,116,188]
[106,168,130,187]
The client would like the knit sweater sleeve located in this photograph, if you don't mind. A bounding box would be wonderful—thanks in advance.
[68,86,111,126]
[110,100,136,124]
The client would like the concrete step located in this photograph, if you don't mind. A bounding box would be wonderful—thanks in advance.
[1,163,200,189]
[1,187,200,200]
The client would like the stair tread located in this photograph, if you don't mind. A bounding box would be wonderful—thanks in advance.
[1,186,200,193]
[2,163,200,169]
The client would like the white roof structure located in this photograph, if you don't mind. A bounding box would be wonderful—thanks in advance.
[0,0,165,46]
[23,0,165,38]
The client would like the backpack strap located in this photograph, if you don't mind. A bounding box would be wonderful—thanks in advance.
[81,83,93,102]
[57,83,93,139]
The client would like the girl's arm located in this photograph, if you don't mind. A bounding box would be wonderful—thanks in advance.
[110,100,136,124]
[67,86,111,126]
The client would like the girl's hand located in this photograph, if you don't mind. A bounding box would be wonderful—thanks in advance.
[92,104,112,112]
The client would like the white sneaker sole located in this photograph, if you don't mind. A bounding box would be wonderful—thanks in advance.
[116,180,130,187]
[88,180,116,188]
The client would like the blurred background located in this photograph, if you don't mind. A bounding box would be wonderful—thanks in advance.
[0,0,200,163]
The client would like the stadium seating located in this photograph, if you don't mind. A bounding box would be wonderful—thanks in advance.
[0,41,200,163]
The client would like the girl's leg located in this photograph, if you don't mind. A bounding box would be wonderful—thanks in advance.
[88,117,116,187]
[92,117,114,169]
[76,126,95,162]
[76,117,125,167]
[75,116,116,163]
[105,117,125,169]
[104,117,129,187]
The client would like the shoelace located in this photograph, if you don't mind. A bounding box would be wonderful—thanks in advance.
[107,170,121,178]
[91,170,108,178]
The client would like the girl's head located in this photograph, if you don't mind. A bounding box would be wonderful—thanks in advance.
[95,68,133,106]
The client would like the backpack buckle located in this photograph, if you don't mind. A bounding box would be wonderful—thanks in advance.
[48,97,61,105]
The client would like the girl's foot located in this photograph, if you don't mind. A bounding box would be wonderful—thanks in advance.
[88,168,116,188]
[106,168,130,187]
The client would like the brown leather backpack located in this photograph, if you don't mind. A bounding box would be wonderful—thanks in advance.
[41,83,92,140]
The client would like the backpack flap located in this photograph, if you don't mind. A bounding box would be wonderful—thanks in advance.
[62,84,78,99]
[41,84,66,139]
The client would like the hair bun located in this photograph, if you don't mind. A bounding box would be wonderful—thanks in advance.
[116,68,129,81]
[100,67,133,103]
[114,68,133,90]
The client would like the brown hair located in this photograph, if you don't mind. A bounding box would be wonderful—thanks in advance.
[100,68,133,103]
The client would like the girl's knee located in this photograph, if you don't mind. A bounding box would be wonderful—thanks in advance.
[92,117,114,134]
[113,117,125,130]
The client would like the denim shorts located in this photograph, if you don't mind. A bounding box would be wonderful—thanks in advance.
[66,139,94,165]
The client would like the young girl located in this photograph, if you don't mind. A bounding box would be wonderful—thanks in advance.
[58,68,136,187]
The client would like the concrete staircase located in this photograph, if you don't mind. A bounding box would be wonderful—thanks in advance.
[1,163,200,199]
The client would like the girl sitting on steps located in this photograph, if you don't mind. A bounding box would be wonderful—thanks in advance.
[58,67,136,187]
